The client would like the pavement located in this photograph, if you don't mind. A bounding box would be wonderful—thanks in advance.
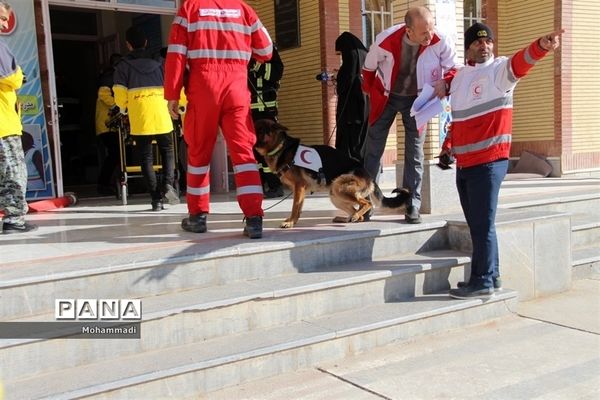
[1,177,599,267]
[204,277,600,400]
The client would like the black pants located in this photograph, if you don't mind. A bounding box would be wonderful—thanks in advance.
[134,133,175,200]
[97,131,119,187]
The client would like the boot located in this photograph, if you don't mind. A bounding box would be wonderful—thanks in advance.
[182,213,208,233]
[243,216,263,239]
[151,190,164,211]
[151,200,164,211]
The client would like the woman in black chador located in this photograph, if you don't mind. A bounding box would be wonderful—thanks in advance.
[334,32,369,163]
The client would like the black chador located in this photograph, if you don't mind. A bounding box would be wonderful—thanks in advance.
[334,32,370,163]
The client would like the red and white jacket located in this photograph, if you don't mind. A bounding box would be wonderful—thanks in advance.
[361,24,457,125]
[164,0,273,100]
[442,39,549,168]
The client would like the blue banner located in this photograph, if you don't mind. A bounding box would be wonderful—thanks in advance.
[1,0,55,199]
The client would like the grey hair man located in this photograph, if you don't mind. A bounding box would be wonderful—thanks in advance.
[361,6,457,224]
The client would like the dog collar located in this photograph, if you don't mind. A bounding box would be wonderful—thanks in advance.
[267,142,284,156]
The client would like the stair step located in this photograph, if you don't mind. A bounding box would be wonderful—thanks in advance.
[570,213,600,231]
[570,213,600,248]
[499,189,600,217]
[572,245,600,279]
[0,220,448,319]
[1,251,471,381]
[5,291,516,400]
[572,246,600,266]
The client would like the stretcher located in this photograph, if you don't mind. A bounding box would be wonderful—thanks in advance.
[106,112,180,205]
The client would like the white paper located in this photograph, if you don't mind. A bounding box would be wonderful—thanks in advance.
[410,83,444,132]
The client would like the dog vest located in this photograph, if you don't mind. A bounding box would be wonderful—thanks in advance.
[293,145,323,173]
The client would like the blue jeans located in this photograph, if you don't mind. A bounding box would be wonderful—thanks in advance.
[456,159,508,289]
[363,94,424,209]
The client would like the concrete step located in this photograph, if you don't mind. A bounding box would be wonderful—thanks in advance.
[0,251,471,381]
[447,209,572,300]
[4,291,517,400]
[570,213,600,249]
[499,189,600,218]
[0,220,448,320]
[572,245,600,279]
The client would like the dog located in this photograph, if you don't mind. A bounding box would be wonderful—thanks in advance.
[253,119,410,228]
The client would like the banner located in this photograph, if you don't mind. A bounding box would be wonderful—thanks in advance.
[1,0,55,199]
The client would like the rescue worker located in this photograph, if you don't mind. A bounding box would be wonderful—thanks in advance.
[361,6,457,224]
[441,24,564,299]
[164,0,273,238]
[248,47,284,198]
[0,1,37,234]
[113,26,179,211]
[95,53,121,196]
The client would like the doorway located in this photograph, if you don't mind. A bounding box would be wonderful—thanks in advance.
[47,6,171,198]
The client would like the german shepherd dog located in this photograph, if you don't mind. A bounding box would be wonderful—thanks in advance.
[253,119,410,228]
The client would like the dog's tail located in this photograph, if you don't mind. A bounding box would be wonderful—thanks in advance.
[371,183,411,209]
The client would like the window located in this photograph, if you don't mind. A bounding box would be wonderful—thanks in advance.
[274,0,300,50]
[362,0,393,48]
[463,0,484,29]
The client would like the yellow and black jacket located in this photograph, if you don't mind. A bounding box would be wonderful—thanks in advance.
[113,49,172,136]
[248,48,284,121]
[0,40,23,138]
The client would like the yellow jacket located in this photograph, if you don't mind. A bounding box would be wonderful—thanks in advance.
[0,40,23,138]
[95,68,116,135]
[113,50,172,136]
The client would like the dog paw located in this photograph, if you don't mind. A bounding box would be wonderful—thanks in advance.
[350,214,364,223]
[280,221,295,228]
[332,216,350,223]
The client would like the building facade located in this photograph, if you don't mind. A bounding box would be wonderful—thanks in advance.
[12,0,600,199]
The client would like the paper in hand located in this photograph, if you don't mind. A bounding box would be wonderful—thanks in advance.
[410,83,444,134]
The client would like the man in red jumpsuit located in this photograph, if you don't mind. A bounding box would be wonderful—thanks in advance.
[164,0,273,239]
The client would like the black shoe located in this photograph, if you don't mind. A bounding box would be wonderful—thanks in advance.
[163,184,180,205]
[181,213,207,233]
[243,216,263,239]
[151,200,164,211]
[405,205,422,224]
[3,222,38,234]
[264,186,284,199]
[449,284,494,299]
[458,277,502,291]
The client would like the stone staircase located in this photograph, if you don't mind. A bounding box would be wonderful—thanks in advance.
[497,185,600,280]
[1,218,516,399]
[570,213,600,279]
[1,183,599,399]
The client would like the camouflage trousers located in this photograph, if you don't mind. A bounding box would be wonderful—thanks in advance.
[0,134,28,225]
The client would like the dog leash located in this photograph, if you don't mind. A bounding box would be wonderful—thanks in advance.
[262,191,293,212]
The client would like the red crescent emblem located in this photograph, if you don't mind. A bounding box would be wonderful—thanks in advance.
[474,85,482,95]
[300,149,312,164]
[0,10,16,35]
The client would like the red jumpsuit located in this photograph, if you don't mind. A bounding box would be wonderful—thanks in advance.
[164,0,273,217]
